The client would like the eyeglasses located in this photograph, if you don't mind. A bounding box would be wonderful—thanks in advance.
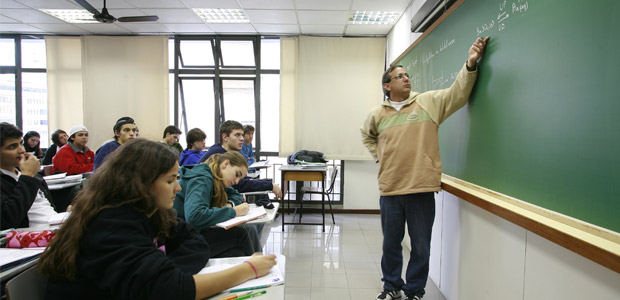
[391,73,410,81]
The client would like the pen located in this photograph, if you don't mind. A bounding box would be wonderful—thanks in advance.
[235,290,266,300]
[229,285,270,293]
[216,290,253,300]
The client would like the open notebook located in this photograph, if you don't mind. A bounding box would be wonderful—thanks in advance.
[198,254,285,292]
[214,205,267,230]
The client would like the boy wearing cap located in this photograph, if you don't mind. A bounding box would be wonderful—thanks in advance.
[52,125,94,175]
[94,117,136,170]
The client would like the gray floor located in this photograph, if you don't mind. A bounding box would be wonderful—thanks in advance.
[261,213,446,300]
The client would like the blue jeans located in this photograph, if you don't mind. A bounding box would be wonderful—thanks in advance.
[380,192,435,297]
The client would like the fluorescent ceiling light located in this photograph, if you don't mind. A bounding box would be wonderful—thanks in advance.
[39,9,97,23]
[348,11,399,25]
[193,8,250,23]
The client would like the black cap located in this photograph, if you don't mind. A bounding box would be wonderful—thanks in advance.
[113,117,135,133]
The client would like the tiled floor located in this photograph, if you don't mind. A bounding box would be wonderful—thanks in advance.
[261,213,446,300]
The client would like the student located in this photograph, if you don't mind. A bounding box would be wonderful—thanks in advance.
[361,37,490,300]
[42,129,68,165]
[161,125,183,155]
[51,125,94,175]
[39,139,276,300]
[198,121,282,200]
[174,151,256,257]
[179,128,207,166]
[1,123,60,230]
[23,130,43,159]
[239,125,256,168]
[94,117,136,170]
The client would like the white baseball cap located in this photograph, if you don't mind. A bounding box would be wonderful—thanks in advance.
[69,125,88,136]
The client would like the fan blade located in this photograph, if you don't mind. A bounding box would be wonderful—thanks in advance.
[74,0,100,15]
[117,15,159,22]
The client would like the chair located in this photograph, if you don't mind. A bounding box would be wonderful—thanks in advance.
[5,265,47,300]
[300,166,338,224]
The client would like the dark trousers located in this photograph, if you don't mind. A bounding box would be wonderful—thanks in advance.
[200,227,254,258]
[380,192,435,297]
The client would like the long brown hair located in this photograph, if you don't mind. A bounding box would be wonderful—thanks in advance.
[205,151,247,207]
[39,139,179,280]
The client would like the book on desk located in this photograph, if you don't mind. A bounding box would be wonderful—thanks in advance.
[215,205,267,230]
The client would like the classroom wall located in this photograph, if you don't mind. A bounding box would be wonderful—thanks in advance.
[381,1,620,299]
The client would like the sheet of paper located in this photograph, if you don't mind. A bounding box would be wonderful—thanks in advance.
[198,255,285,291]
[215,205,267,229]
[0,248,45,269]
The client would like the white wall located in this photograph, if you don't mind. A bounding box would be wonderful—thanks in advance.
[380,0,620,298]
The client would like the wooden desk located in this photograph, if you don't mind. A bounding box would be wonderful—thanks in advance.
[279,165,327,232]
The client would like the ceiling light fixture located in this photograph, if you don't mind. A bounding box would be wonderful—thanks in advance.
[39,9,98,23]
[193,8,250,23]
[348,11,399,25]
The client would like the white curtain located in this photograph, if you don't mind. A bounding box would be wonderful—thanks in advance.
[280,36,386,160]
[46,36,169,151]
[45,36,84,135]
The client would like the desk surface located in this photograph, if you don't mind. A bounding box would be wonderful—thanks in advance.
[204,255,285,300]
[279,165,327,172]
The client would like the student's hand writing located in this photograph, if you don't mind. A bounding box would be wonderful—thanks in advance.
[271,184,282,200]
[467,36,490,69]
[246,253,277,278]
[234,202,249,216]
[19,153,40,177]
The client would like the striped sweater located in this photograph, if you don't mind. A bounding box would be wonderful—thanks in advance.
[360,63,478,196]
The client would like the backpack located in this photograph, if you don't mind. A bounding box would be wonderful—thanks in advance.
[287,150,327,164]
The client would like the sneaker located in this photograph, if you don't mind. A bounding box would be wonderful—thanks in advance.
[405,295,421,300]
[376,289,402,300]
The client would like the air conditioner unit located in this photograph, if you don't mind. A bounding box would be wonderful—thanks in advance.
[411,0,456,33]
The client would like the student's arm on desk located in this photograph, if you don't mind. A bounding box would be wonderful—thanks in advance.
[193,253,276,300]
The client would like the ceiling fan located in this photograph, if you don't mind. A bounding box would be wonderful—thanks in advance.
[74,0,159,24]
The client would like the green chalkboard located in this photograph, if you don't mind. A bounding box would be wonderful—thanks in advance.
[394,0,620,232]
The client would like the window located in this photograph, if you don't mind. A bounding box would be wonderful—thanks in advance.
[0,35,49,147]
[169,36,280,156]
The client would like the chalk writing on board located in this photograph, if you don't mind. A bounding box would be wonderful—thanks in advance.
[477,0,529,34]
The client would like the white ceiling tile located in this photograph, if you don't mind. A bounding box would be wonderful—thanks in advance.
[245,9,297,24]
[254,24,299,34]
[72,23,131,34]
[297,10,349,25]
[345,24,392,35]
[30,23,92,34]
[207,23,257,34]
[11,0,79,9]
[294,0,352,10]
[117,22,170,33]
[124,0,185,9]
[300,24,344,35]
[182,0,241,9]
[140,8,203,23]
[0,0,27,9]
[0,23,45,32]
[163,23,214,33]
[351,0,411,12]
[78,0,134,9]
[1,8,65,23]
[238,0,295,10]
[0,15,19,23]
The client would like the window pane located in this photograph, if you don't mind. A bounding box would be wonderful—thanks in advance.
[221,40,255,67]
[169,73,175,127]
[180,40,214,67]
[260,74,280,152]
[180,79,216,147]
[261,39,280,69]
[168,39,175,69]
[0,38,15,66]
[21,73,49,148]
[222,80,254,126]
[0,74,16,124]
[21,39,46,69]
